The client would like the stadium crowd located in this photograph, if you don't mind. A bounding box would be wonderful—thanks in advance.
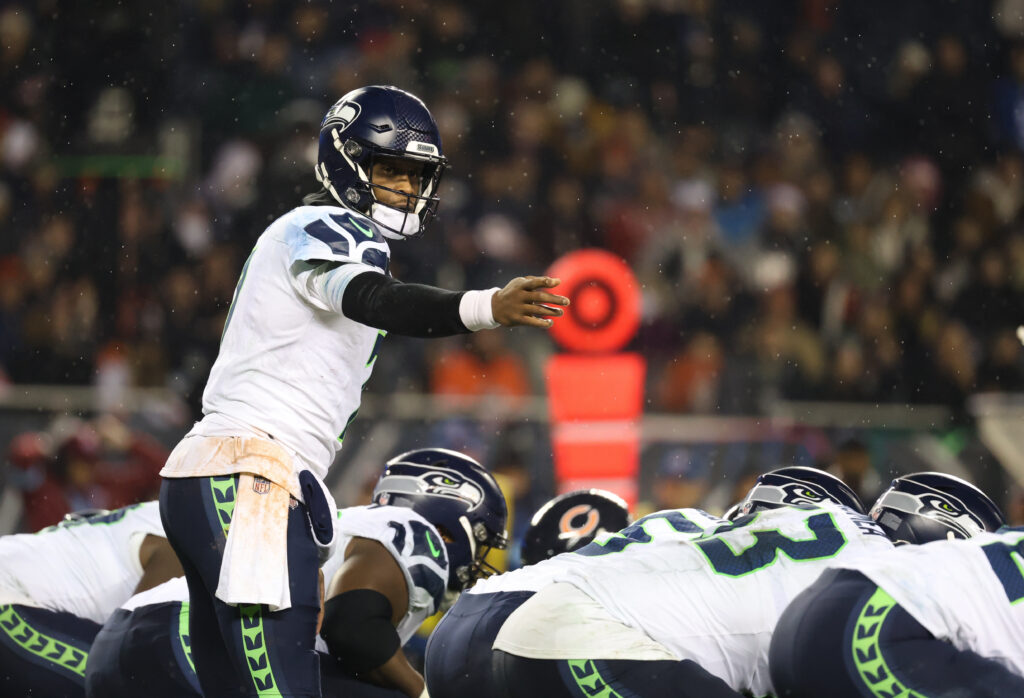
[1,0,1023,422]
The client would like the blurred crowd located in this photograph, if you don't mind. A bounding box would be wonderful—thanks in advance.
[0,0,1023,422]
[4,414,167,531]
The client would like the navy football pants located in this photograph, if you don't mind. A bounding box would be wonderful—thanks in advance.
[86,599,405,698]
[491,652,743,698]
[425,590,535,698]
[425,590,741,698]
[160,474,322,697]
[769,568,1024,698]
[85,602,202,698]
[0,603,99,697]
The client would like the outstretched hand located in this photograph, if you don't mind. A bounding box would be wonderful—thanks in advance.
[492,276,570,328]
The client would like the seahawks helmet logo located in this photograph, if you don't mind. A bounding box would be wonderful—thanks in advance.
[778,483,827,506]
[322,100,361,131]
[740,482,827,515]
[420,470,484,506]
[873,488,986,539]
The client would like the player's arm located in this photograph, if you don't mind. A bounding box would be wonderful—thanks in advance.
[321,536,424,697]
[134,535,184,594]
[322,267,569,336]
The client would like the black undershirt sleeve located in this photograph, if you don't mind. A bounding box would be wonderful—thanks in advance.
[341,270,471,337]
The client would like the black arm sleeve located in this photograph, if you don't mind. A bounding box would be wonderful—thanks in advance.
[321,589,402,673]
[341,271,471,337]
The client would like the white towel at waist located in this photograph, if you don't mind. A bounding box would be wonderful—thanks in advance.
[216,473,292,611]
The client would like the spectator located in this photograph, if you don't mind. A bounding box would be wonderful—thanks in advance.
[430,330,530,404]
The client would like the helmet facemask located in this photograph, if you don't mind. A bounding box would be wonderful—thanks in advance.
[450,518,508,590]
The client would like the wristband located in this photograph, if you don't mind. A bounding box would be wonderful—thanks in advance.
[458,288,501,331]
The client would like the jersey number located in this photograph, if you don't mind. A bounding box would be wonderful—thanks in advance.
[695,512,847,577]
[982,539,1024,604]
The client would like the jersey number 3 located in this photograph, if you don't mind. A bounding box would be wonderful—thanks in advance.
[696,512,847,577]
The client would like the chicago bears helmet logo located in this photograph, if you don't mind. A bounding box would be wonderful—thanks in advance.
[557,504,601,548]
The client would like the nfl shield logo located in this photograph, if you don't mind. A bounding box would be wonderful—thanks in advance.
[253,477,273,495]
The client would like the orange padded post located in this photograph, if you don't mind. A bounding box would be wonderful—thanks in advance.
[545,250,645,508]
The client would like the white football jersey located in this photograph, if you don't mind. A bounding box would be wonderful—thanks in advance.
[193,205,391,477]
[836,527,1024,677]
[469,508,726,596]
[517,503,891,697]
[322,505,449,645]
[0,502,165,624]
[120,575,189,612]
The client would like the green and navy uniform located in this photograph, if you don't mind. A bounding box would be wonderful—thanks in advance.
[428,503,892,698]
[769,527,1024,697]
[0,503,164,697]
[85,505,447,697]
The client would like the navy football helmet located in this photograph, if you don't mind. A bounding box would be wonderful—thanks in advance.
[521,489,632,566]
[315,85,447,240]
[737,466,865,516]
[870,472,1005,544]
[373,448,508,591]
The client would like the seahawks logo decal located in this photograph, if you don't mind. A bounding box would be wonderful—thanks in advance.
[420,470,484,506]
[322,101,360,130]
[917,492,984,537]
[778,483,827,506]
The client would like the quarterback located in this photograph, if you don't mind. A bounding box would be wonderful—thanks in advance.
[157,85,567,696]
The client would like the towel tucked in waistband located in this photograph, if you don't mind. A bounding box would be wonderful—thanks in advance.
[216,473,292,611]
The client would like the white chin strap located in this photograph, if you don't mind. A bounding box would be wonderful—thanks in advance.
[372,203,420,240]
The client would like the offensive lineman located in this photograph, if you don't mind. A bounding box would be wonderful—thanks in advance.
[472,470,1003,698]
[86,449,507,698]
[0,503,181,697]
[426,467,883,698]
[158,85,568,697]
[770,472,1015,697]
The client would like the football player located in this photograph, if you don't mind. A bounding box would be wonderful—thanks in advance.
[425,467,888,698]
[0,503,181,697]
[157,84,568,696]
[85,448,507,698]
[520,489,632,566]
[769,472,1015,697]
